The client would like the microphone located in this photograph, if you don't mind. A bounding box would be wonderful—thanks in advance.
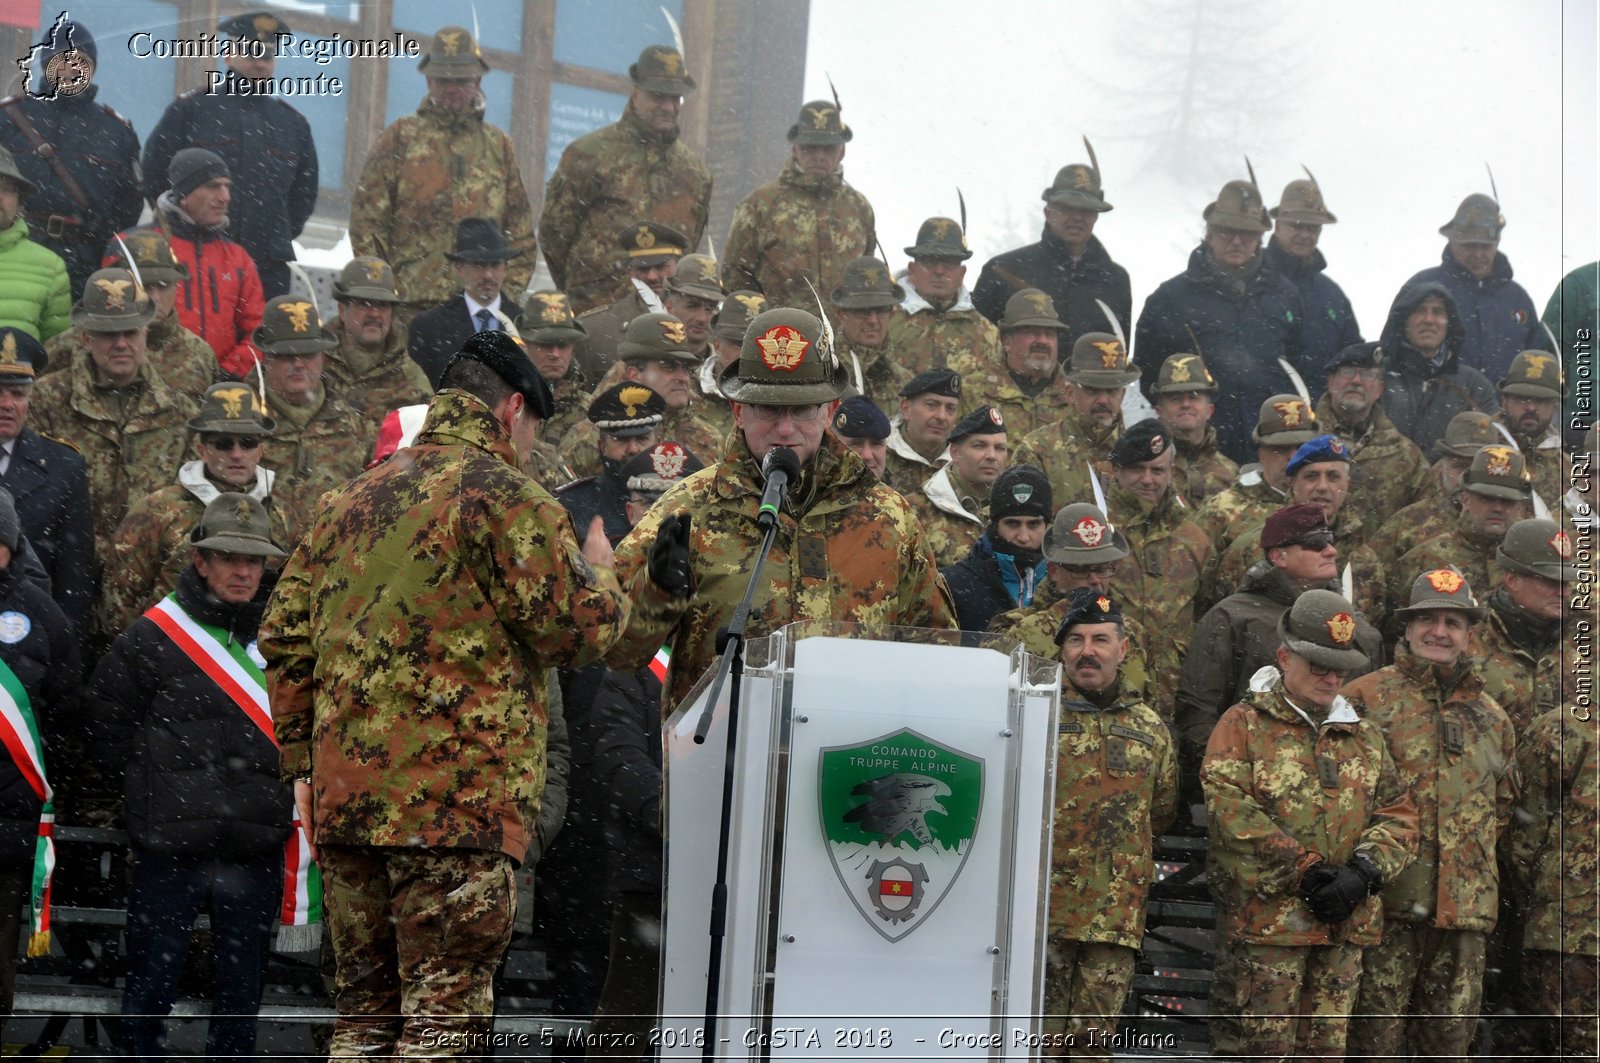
[756,446,801,530]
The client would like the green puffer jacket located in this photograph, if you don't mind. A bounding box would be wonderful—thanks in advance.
[0,219,70,339]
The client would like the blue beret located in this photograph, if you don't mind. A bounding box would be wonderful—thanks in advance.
[1285,434,1352,476]
[831,396,890,440]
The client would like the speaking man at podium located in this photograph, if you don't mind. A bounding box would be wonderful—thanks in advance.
[608,307,956,709]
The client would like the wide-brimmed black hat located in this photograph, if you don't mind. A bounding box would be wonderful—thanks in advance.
[444,218,527,263]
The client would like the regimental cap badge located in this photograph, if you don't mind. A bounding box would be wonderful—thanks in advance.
[618,385,654,418]
[1326,611,1357,645]
[658,49,682,75]
[659,318,686,344]
[1072,516,1106,546]
[1150,433,1165,455]
[282,301,314,333]
[807,104,834,129]
[93,277,132,311]
[439,29,462,54]
[252,14,277,34]
[364,259,385,282]
[989,407,1004,427]
[535,291,570,323]
[1551,529,1573,559]
[1328,437,1345,456]
[1484,445,1514,477]
[1011,483,1033,503]
[756,325,810,372]
[734,292,766,314]
[1273,399,1307,428]
[0,334,15,365]
[1169,355,1196,383]
[1096,595,1111,613]
[234,497,253,523]
[1091,339,1125,368]
[651,441,687,479]
[635,224,656,249]
[213,384,251,419]
[1425,568,1465,594]
[1522,352,1555,378]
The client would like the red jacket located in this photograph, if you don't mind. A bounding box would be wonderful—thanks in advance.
[107,196,263,378]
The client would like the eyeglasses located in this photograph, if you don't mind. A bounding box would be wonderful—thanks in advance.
[912,258,963,272]
[265,351,319,362]
[1061,563,1119,577]
[203,436,263,452]
[742,403,828,424]
[342,298,392,311]
[1209,230,1258,245]
[1290,531,1337,551]
[1330,366,1382,381]
[1306,662,1350,678]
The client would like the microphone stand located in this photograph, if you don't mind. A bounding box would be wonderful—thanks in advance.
[693,502,783,1062]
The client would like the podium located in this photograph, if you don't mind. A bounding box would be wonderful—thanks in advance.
[659,623,1062,1060]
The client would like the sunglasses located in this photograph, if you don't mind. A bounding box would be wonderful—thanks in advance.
[203,436,263,452]
[1291,531,1337,551]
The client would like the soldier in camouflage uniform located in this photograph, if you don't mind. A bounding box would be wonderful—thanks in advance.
[1202,591,1418,1060]
[1041,590,1176,1059]
[571,220,686,383]
[659,253,722,369]
[697,289,764,438]
[883,368,958,492]
[1190,394,1318,556]
[1150,351,1237,505]
[324,257,432,427]
[1496,349,1568,508]
[253,295,372,542]
[1012,331,1136,506]
[1314,341,1430,527]
[1372,410,1499,577]
[831,256,910,403]
[908,406,1006,567]
[1475,518,1580,736]
[91,228,217,402]
[100,381,292,636]
[260,331,629,1058]
[722,99,874,313]
[1398,444,1532,595]
[886,218,1002,376]
[1343,569,1518,1062]
[516,290,590,448]
[607,307,956,711]
[828,395,890,481]
[348,27,535,315]
[28,268,198,563]
[949,288,1074,441]
[554,383,667,546]
[539,45,712,315]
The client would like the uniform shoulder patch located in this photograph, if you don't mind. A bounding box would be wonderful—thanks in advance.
[38,432,82,456]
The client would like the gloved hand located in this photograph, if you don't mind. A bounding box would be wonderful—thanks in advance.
[1298,861,1339,904]
[647,512,693,599]
[1350,851,1384,895]
[1306,864,1371,923]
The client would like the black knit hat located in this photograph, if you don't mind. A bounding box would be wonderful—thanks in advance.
[169,147,229,199]
[989,464,1053,524]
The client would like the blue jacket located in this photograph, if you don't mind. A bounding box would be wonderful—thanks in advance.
[972,229,1133,357]
[1377,280,1500,457]
[1265,239,1362,370]
[1405,247,1550,382]
[941,533,1045,644]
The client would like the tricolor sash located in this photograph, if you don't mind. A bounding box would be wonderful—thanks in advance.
[0,656,53,956]
[145,595,322,952]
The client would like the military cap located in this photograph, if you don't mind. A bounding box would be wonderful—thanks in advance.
[1044,502,1130,566]
[621,441,706,495]
[1253,394,1319,446]
[518,291,587,346]
[1064,332,1139,388]
[0,328,46,379]
[1270,174,1337,225]
[1498,350,1563,399]
[74,268,155,332]
[1150,352,1217,395]
[445,217,526,263]
[1497,517,1579,582]
[900,368,961,400]
[990,464,1053,524]
[1324,341,1384,374]
[588,382,667,436]
[1439,193,1504,243]
[629,43,695,95]
[187,381,276,435]
[714,290,767,342]
[189,492,287,559]
[417,25,489,77]
[788,100,851,145]
[1394,566,1486,623]
[1042,157,1112,212]
[1285,434,1351,477]
[445,330,554,420]
[0,145,36,199]
[998,289,1066,331]
[618,220,688,267]
[1461,445,1532,500]
[1055,587,1125,645]
[948,405,1005,443]
[618,312,699,366]
[719,308,847,406]
[218,11,289,52]
[1436,411,1501,458]
[331,256,400,304]
[1261,503,1332,553]
[105,230,188,285]
[1277,588,1368,672]
[167,147,228,199]
[254,295,336,356]
[830,256,904,309]
[1204,178,1271,233]
[665,254,724,303]
[904,217,972,261]
[1110,418,1171,468]
[831,395,890,440]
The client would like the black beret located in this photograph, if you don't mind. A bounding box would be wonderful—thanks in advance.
[899,368,961,400]
[948,405,1005,442]
[1054,587,1125,644]
[446,331,554,420]
[1324,341,1384,374]
[831,396,890,440]
[1109,417,1171,467]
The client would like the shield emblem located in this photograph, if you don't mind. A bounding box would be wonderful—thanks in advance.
[818,728,983,942]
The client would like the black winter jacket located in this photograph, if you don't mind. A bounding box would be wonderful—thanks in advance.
[1377,280,1500,457]
[591,665,663,898]
[1264,239,1362,369]
[972,230,1133,357]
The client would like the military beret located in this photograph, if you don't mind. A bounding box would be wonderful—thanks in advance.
[587,383,666,436]
[1285,434,1351,476]
[1109,418,1170,467]
[1324,341,1384,374]
[446,330,554,420]
[1054,587,1124,645]
[0,327,46,379]
[948,405,1005,442]
[1261,503,1332,553]
[900,368,961,400]
[620,441,705,495]
[989,464,1053,525]
[831,396,890,440]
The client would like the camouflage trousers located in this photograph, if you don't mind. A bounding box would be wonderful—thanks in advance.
[1492,950,1600,1061]
[319,845,517,1059]
[1039,938,1136,1059]
[1346,923,1486,1063]
[1234,941,1364,1062]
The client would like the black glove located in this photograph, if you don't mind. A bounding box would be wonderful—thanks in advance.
[1306,865,1370,923]
[647,512,693,599]
[1298,861,1340,904]
[1350,851,1384,895]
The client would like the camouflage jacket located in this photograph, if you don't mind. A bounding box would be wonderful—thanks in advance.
[521,437,576,492]
[1011,408,1121,509]
[1316,398,1431,528]
[908,464,985,568]
[29,360,199,562]
[886,285,1002,377]
[984,581,1158,714]
[1473,589,1574,737]
[1191,466,1289,556]
[98,462,292,636]
[261,385,372,543]
[348,96,536,307]
[1171,426,1239,507]
[540,368,592,449]
[722,162,875,311]
[607,433,957,710]
[1396,522,1501,605]
[539,104,713,313]
[42,313,217,405]
[1341,648,1517,931]
[839,340,912,407]
[1049,678,1177,948]
[560,404,725,482]
[1203,677,1418,946]
[324,318,433,428]
[1373,489,1458,579]
[260,388,629,860]
[1504,421,1569,511]
[1505,702,1600,956]
[947,358,1074,444]
[572,288,651,383]
[694,359,735,441]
